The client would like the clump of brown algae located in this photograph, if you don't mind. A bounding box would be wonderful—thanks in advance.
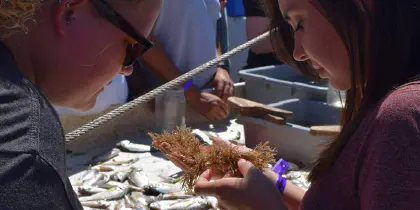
[149,127,277,191]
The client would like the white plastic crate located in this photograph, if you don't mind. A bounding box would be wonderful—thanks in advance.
[240,99,341,167]
[239,65,328,104]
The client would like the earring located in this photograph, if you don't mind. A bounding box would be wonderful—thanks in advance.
[66,11,75,25]
[67,18,75,24]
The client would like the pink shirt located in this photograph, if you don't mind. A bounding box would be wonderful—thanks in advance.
[301,82,420,210]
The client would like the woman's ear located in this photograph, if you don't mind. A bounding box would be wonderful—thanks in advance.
[53,0,88,36]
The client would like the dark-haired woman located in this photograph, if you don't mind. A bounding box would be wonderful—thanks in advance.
[190,0,420,209]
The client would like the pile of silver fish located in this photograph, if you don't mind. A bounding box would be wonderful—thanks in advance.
[284,171,311,190]
[70,140,217,210]
[70,139,311,210]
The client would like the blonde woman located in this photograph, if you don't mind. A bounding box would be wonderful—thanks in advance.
[0,0,160,209]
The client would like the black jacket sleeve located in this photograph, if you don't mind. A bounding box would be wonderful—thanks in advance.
[0,153,75,210]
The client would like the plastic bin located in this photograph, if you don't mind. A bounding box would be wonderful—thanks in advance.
[227,0,245,17]
[239,65,328,104]
[240,99,341,167]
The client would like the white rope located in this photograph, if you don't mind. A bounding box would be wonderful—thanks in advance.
[65,31,270,143]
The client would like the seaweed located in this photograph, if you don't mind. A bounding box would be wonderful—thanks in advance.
[149,127,277,191]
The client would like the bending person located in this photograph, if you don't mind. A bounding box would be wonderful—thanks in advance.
[0,0,160,209]
[127,0,234,121]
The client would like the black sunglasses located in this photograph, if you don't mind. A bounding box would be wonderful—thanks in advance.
[60,0,154,68]
[94,0,154,68]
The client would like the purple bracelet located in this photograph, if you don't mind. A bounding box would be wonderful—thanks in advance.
[184,80,194,91]
[272,159,289,193]
[276,177,287,193]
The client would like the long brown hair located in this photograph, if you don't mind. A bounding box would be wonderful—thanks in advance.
[262,0,420,182]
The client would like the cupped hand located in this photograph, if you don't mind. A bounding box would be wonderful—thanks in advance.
[156,136,305,210]
[200,92,230,120]
[156,137,251,177]
[185,86,229,121]
[194,159,287,210]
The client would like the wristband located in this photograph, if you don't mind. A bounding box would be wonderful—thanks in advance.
[217,63,230,72]
[272,159,289,193]
[276,176,287,193]
[184,80,194,91]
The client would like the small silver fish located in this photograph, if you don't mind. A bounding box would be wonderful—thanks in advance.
[79,169,96,180]
[116,199,126,209]
[100,157,140,166]
[78,186,129,202]
[134,206,150,210]
[78,186,108,195]
[128,169,149,188]
[78,169,99,186]
[80,200,111,209]
[210,131,241,142]
[72,185,81,196]
[98,181,127,189]
[130,191,155,206]
[111,168,133,182]
[107,201,117,210]
[124,194,136,208]
[84,173,110,187]
[80,171,103,186]
[92,165,117,172]
[284,171,309,180]
[149,197,210,210]
[99,181,144,192]
[91,148,121,164]
[204,196,218,209]
[287,162,301,171]
[117,140,151,153]
[81,207,104,210]
[154,192,194,201]
[146,183,182,195]
[284,171,311,190]
[192,129,212,146]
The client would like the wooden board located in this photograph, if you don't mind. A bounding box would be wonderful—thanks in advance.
[228,96,293,119]
[239,110,286,125]
[309,125,341,136]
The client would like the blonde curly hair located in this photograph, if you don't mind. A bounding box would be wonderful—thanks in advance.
[0,0,41,40]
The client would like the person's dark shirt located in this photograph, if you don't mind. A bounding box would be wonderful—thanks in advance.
[302,82,420,210]
[242,0,266,17]
[0,43,82,209]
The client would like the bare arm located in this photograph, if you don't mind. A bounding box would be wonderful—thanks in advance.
[139,35,229,120]
[283,181,306,210]
[264,170,306,210]
[140,35,184,82]
[140,35,201,104]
